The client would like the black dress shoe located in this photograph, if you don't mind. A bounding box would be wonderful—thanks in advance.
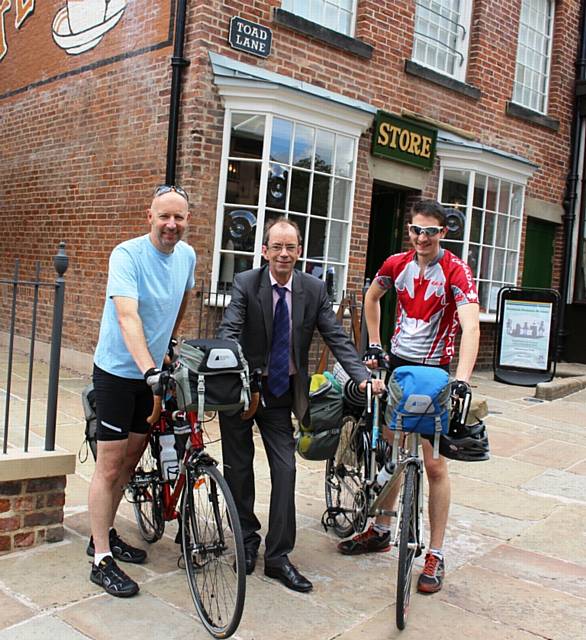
[245,548,257,575]
[264,561,313,592]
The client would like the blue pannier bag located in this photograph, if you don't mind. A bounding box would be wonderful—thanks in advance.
[385,366,451,456]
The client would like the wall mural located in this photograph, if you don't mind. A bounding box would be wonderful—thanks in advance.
[1,0,127,63]
[52,0,127,55]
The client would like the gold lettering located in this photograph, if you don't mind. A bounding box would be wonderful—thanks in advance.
[420,136,432,158]
[0,0,10,62]
[388,125,401,148]
[15,0,34,30]
[399,129,410,152]
[408,132,422,156]
[377,122,390,147]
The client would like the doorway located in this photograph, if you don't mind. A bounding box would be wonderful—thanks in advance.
[522,217,556,288]
[364,182,412,349]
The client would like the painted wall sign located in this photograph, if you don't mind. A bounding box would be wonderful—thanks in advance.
[228,16,271,58]
[371,111,437,170]
[1,0,174,100]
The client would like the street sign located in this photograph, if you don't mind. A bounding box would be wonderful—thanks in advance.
[228,17,272,58]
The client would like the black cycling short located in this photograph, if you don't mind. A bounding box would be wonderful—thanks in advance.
[92,365,153,441]
[387,352,450,374]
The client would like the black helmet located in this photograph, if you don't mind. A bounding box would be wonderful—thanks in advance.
[437,421,490,462]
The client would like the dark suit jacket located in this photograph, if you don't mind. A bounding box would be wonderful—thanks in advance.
[217,265,369,424]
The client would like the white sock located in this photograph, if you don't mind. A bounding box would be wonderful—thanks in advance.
[94,552,112,566]
[373,523,391,534]
[429,548,443,559]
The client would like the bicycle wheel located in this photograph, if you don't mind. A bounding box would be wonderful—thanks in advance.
[181,462,245,638]
[128,445,165,543]
[396,463,420,630]
[324,415,368,538]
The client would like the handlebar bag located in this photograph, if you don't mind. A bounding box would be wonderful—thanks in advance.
[296,372,344,461]
[173,338,251,416]
[385,365,450,437]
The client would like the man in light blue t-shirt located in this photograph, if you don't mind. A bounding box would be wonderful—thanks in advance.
[88,185,196,597]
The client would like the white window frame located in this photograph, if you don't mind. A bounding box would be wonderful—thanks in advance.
[411,0,472,82]
[437,144,536,321]
[211,84,371,299]
[512,0,555,114]
[281,0,358,37]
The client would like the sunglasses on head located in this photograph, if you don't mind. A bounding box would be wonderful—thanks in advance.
[408,224,444,237]
[153,184,189,202]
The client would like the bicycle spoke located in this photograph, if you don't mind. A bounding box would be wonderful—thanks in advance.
[182,464,245,638]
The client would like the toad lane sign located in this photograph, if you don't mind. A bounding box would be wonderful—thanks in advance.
[229,16,272,58]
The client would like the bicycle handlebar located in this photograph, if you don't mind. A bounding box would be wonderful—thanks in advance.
[146,370,172,425]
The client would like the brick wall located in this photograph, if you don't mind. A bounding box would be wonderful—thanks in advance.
[0,0,580,359]
[0,477,66,554]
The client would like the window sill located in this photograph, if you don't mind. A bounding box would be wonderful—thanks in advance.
[273,8,373,60]
[404,60,481,100]
[505,102,560,131]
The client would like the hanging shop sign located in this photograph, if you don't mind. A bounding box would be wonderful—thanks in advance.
[372,111,437,170]
[493,287,559,386]
[228,16,272,58]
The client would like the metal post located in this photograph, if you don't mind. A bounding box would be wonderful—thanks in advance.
[2,260,19,454]
[45,243,68,451]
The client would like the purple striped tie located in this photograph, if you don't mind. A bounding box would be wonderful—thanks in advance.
[268,286,290,397]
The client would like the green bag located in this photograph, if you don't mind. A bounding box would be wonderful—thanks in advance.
[296,373,344,461]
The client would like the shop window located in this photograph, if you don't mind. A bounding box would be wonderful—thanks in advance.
[411,0,471,81]
[512,0,554,114]
[439,167,525,315]
[281,0,356,36]
[214,111,357,301]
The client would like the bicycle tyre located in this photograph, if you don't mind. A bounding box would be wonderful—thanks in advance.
[181,462,245,638]
[324,414,368,538]
[129,446,165,543]
[396,463,420,630]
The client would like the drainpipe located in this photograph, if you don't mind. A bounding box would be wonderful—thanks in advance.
[558,2,586,359]
[165,0,190,185]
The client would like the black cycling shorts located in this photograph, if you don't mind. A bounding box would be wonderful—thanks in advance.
[92,365,153,441]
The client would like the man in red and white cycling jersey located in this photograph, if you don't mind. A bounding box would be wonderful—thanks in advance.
[337,199,480,595]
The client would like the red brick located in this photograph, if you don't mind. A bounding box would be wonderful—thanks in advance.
[0,535,11,552]
[0,482,22,497]
[23,510,62,527]
[14,532,35,548]
[0,499,10,513]
[0,516,21,533]
[13,496,35,512]
[26,477,66,494]
[45,493,66,508]
[45,525,64,543]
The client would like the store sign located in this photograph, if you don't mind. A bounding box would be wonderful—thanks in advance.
[228,16,272,58]
[372,111,437,170]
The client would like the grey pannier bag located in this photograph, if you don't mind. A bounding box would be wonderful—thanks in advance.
[173,338,251,416]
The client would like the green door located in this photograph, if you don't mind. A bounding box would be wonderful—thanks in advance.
[365,183,408,349]
[522,217,556,288]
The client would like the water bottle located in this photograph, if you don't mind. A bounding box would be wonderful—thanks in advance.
[374,460,394,492]
[159,433,178,482]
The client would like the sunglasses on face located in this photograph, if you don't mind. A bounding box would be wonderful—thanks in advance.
[153,184,189,202]
[408,224,444,237]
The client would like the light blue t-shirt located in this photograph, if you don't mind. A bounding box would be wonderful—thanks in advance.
[94,234,196,379]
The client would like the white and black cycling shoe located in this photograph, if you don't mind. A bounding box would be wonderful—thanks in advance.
[90,556,139,598]
[87,528,147,564]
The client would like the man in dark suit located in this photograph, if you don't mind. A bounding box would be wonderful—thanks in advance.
[218,217,384,592]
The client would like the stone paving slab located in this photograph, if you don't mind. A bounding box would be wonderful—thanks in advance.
[449,455,545,487]
[473,544,586,599]
[448,503,533,541]
[512,438,586,469]
[450,476,560,520]
[510,504,586,565]
[444,564,586,640]
[0,615,91,639]
[567,458,586,475]
[0,590,34,631]
[334,599,540,640]
[480,428,545,458]
[58,592,200,640]
[521,468,586,502]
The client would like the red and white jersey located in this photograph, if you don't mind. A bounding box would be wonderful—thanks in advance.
[375,249,478,365]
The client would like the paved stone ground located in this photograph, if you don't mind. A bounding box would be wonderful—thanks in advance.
[1,357,585,639]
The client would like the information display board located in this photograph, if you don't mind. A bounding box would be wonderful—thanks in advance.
[493,287,559,386]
